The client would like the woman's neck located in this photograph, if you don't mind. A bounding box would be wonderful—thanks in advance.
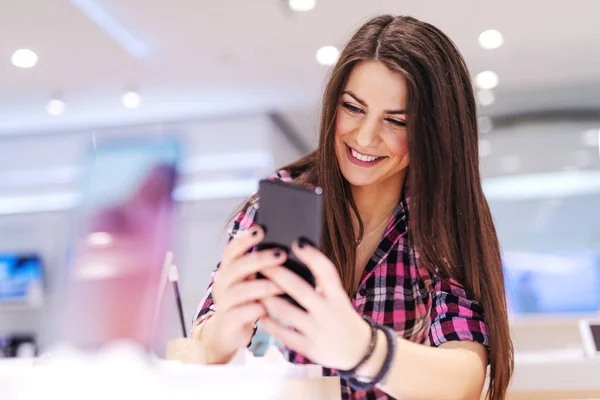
[350,169,407,231]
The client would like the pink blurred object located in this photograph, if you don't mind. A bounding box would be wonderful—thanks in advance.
[63,146,179,351]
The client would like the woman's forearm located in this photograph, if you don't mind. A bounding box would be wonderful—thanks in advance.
[356,332,487,400]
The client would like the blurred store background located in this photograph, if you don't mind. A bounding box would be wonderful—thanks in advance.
[0,0,599,393]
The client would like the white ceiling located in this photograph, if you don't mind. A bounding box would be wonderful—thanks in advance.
[2,0,600,135]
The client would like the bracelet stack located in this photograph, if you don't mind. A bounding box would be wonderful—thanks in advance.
[338,316,378,380]
[337,316,398,391]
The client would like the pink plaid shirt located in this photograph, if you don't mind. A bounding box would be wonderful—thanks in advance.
[195,169,489,400]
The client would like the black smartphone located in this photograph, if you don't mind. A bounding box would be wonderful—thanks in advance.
[256,179,323,302]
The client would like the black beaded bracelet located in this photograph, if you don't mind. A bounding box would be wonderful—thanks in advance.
[338,316,378,379]
[347,323,397,391]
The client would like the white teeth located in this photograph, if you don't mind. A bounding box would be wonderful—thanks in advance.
[351,148,379,162]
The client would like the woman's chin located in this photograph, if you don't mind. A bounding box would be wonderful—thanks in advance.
[340,169,382,188]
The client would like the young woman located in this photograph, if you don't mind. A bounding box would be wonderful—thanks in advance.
[192,15,513,400]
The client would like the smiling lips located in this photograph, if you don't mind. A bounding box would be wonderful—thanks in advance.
[346,144,386,167]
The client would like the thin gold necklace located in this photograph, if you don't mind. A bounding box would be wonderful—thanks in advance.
[356,210,394,249]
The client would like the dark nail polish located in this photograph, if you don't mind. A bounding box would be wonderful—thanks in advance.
[252,230,258,237]
[298,237,314,248]
[274,251,281,258]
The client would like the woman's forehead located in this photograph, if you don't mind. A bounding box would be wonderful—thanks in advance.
[344,60,407,110]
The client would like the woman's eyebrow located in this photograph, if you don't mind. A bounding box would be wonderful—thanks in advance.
[342,90,367,107]
[342,90,405,114]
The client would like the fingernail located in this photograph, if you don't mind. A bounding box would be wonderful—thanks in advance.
[298,237,313,248]
[252,229,259,237]
[274,251,282,258]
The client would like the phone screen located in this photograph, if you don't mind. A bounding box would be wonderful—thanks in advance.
[62,141,179,350]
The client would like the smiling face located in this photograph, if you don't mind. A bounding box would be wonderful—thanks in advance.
[335,60,410,189]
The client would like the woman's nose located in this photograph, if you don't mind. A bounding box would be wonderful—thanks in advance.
[356,118,379,148]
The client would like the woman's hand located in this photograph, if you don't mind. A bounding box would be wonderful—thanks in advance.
[259,240,371,371]
[192,225,286,363]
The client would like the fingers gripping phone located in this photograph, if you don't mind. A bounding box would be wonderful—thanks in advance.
[256,179,323,305]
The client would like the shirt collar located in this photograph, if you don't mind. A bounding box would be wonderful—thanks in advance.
[385,177,410,239]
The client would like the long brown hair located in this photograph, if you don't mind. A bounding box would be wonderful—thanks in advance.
[242,15,513,399]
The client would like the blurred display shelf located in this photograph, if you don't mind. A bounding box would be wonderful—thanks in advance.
[509,352,600,399]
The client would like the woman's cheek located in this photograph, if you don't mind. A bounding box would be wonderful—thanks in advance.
[385,132,409,157]
[335,111,356,138]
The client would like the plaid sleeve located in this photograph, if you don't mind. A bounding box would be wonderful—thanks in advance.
[428,275,490,350]
[192,200,259,324]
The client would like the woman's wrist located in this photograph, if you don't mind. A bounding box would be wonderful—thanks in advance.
[355,329,387,379]
[195,315,236,364]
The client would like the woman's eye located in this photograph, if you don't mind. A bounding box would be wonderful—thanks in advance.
[342,102,364,114]
[386,118,406,127]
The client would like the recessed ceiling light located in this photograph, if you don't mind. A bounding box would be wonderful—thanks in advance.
[475,71,499,89]
[46,99,66,116]
[477,89,495,106]
[122,91,141,109]
[478,30,504,50]
[11,49,38,68]
[289,0,316,11]
[479,139,491,158]
[316,46,339,66]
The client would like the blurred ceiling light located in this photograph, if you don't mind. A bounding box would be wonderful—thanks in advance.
[500,155,521,173]
[581,128,600,147]
[121,91,141,109]
[0,166,80,188]
[11,49,38,68]
[316,46,339,66]
[479,139,491,157]
[478,115,493,133]
[87,232,113,247]
[0,151,272,191]
[483,170,600,201]
[475,71,499,89]
[0,192,79,215]
[0,178,260,215]
[47,99,66,116]
[289,0,316,11]
[477,89,495,106]
[478,29,504,50]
